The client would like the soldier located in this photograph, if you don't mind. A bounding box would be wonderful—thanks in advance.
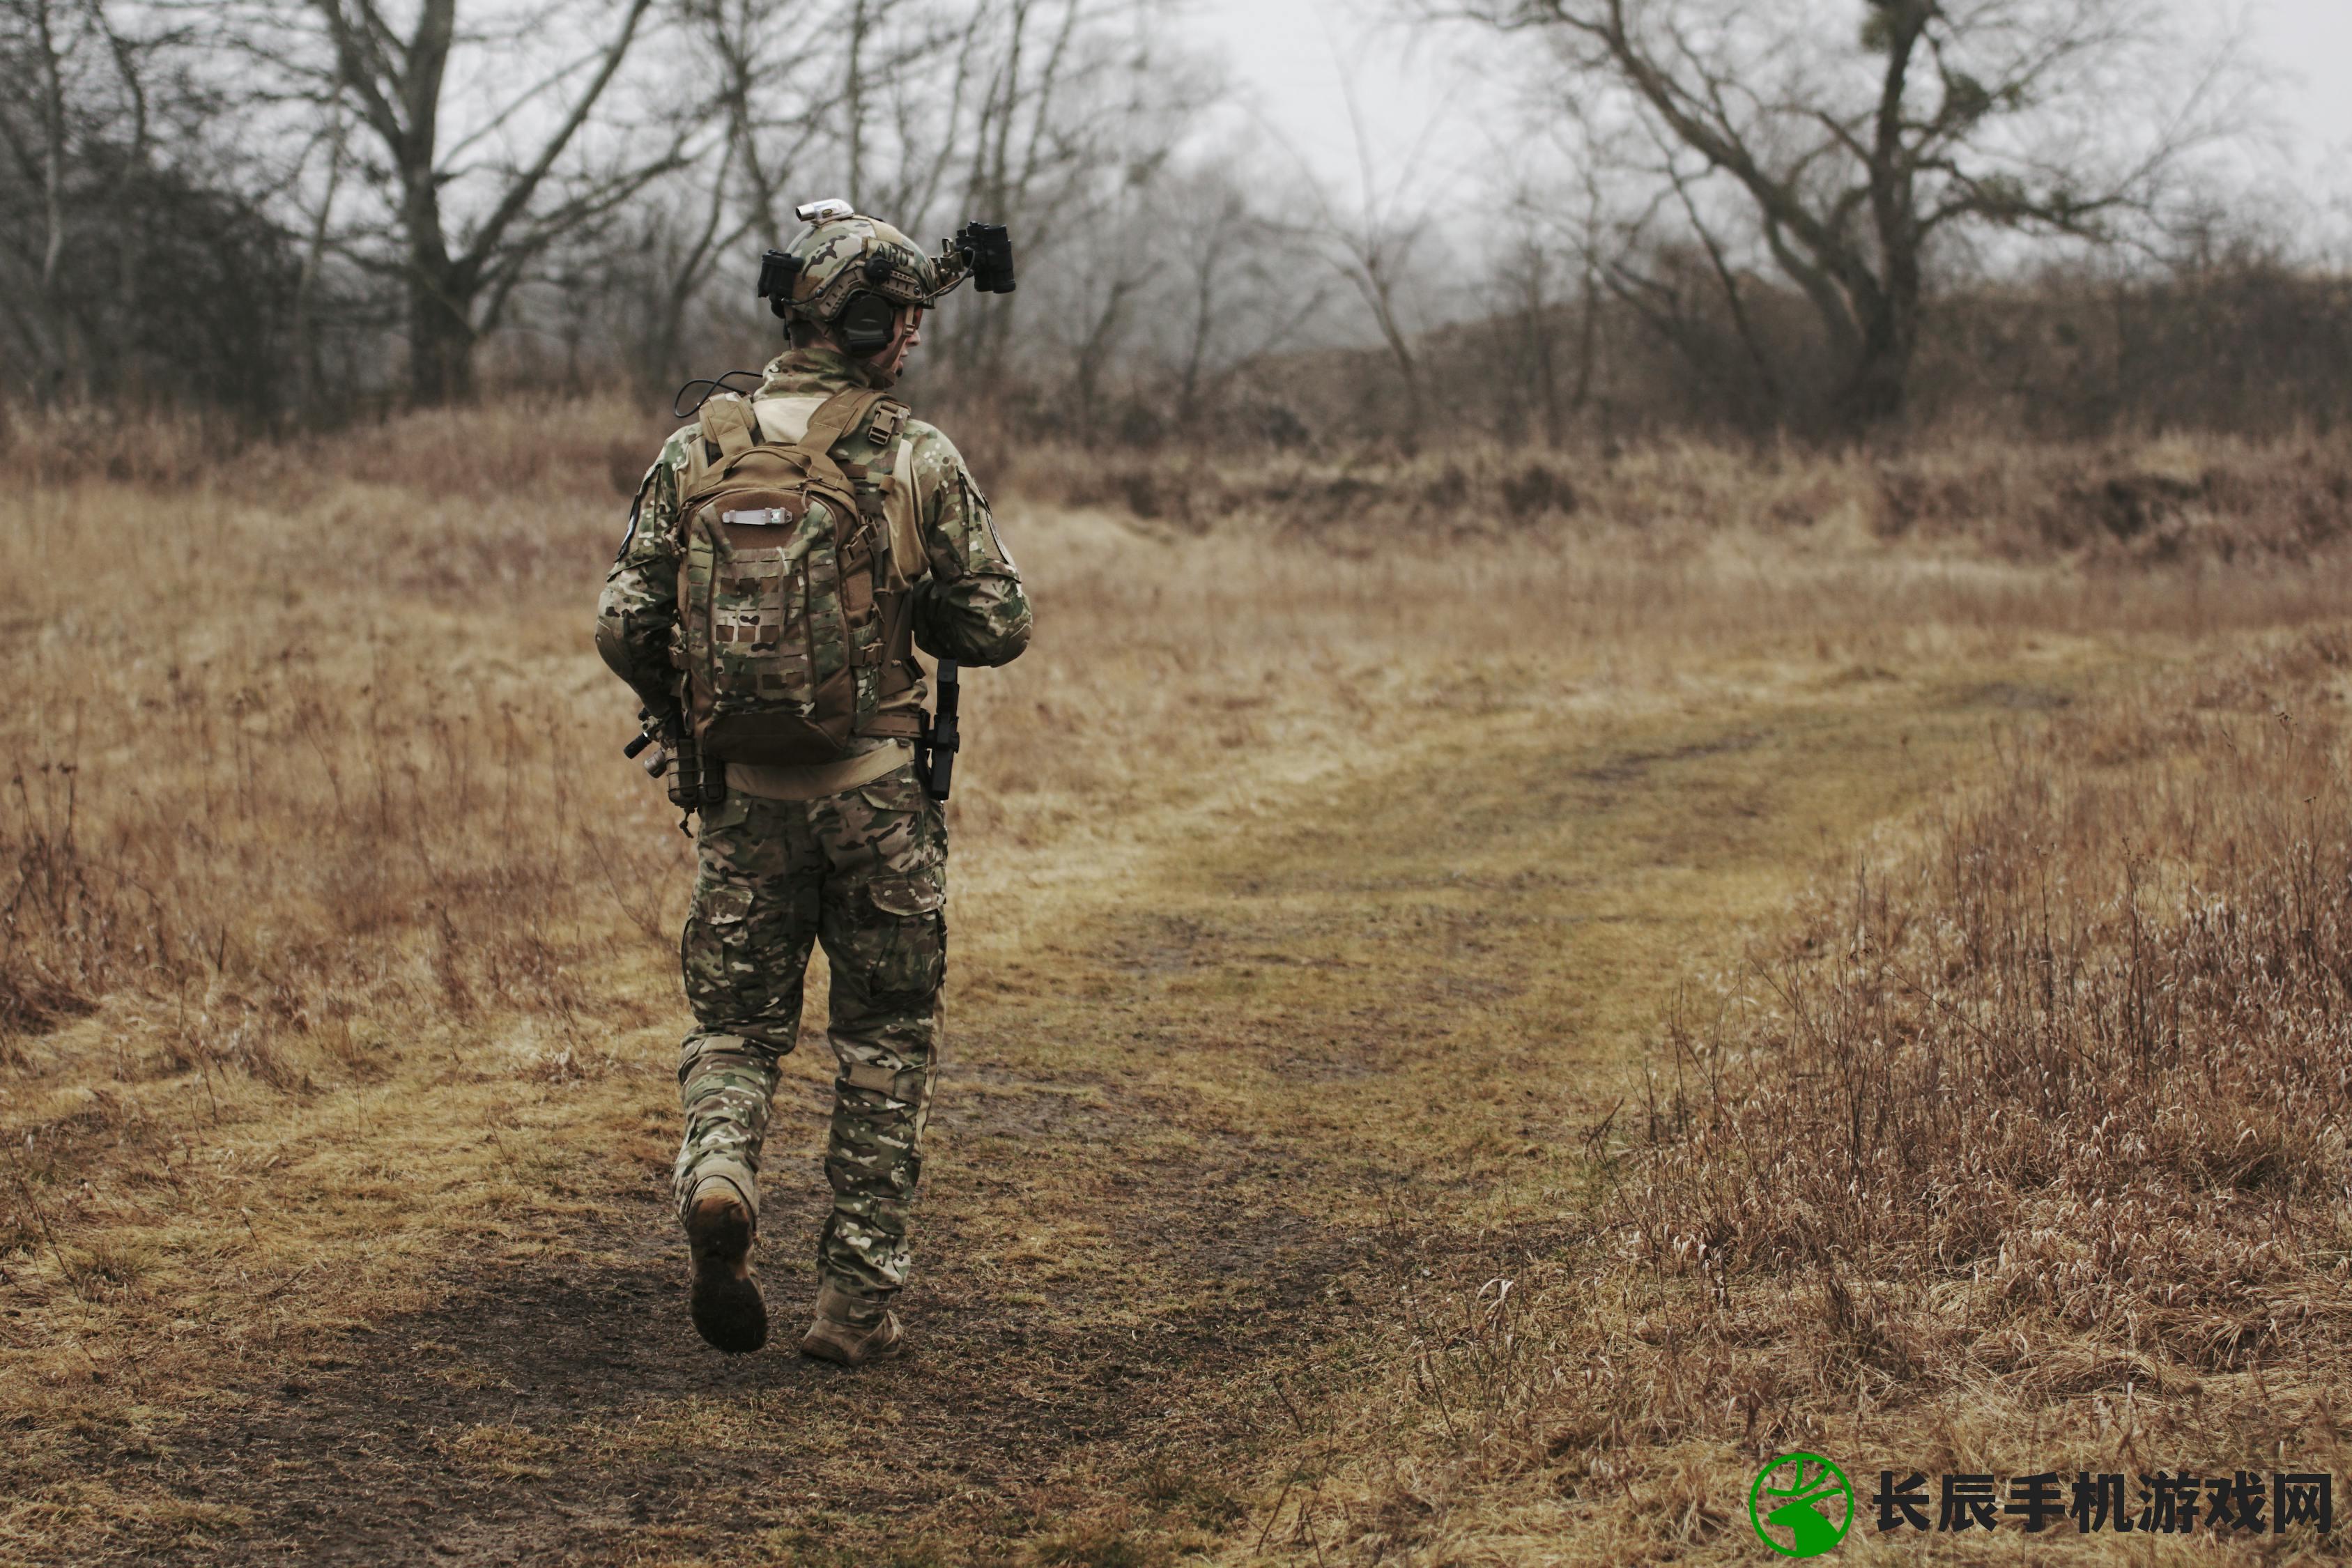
[595,203,1031,1365]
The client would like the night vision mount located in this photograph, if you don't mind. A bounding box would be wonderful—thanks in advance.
[932,221,1017,298]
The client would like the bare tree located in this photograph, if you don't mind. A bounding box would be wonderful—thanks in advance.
[0,0,155,390]
[1443,0,2250,429]
[686,0,810,249]
[930,0,1213,378]
[288,94,351,406]
[603,141,745,390]
[1152,166,1329,431]
[1307,193,1431,426]
[1166,175,1256,425]
[698,0,932,235]
[1591,141,1797,429]
[2,0,1233,415]
[1,0,298,408]
[1486,224,1571,442]
[295,0,673,401]
[1284,61,1442,430]
[620,0,831,390]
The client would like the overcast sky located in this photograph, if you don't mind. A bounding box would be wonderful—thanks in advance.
[1192,0,2352,206]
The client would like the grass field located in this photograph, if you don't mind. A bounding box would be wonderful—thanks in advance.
[4,404,2352,1565]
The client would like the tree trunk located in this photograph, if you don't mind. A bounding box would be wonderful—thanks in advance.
[1836,211,1921,429]
[1841,4,1926,433]
[1831,333,1910,431]
[397,146,477,403]
[31,0,76,394]
[405,256,477,403]
[293,112,348,414]
[1570,263,1599,424]
[1533,308,1562,447]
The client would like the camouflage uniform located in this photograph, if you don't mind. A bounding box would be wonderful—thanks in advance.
[597,344,1030,1300]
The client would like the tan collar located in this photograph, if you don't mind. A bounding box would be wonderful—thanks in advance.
[757,346,884,397]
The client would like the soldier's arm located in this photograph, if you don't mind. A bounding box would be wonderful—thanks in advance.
[903,424,1033,667]
[594,426,698,711]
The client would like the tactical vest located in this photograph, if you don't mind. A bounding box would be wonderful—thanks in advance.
[670,387,923,766]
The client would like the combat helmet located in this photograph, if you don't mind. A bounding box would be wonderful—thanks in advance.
[756,199,1016,358]
[756,201,939,358]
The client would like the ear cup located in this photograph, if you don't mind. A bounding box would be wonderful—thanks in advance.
[836,291,898,358]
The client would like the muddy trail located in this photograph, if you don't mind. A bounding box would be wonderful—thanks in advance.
[40,668,2085,1567]
[66,886,1422,1562]
[105,1114,1378,1565]
[74,907,1424,1565]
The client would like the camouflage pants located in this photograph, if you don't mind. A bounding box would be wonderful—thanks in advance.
[672,762,946,1298]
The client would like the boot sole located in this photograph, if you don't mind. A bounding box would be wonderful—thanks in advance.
[686,1202,767,1355]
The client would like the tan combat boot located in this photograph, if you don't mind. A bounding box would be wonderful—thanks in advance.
[799,1278,904,1367]
[684,1181,767,1355]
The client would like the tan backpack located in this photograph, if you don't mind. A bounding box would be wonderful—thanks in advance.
[670,387,924,766]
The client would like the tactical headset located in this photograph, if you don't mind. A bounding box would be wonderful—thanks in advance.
[834,257,907,358]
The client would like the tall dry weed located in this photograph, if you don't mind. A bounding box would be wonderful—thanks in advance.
[1364,633,2352,1561]
[1011,426,2352,567]
[1627,631,2352,1384]
[0,395,672,502]
[0,475,684,1102]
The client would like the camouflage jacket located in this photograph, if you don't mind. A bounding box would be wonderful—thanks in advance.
[596,347,1033,724]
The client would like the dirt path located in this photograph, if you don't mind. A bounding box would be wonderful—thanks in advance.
[111,1130,1368,1565]
[70,659,2109,1567]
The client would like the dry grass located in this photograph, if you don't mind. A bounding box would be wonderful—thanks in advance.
[15,394,2352,567]
[998,426,2352,567]
[8,394,2352,1562]
[1315,636,2352,1563]
[0,459,681,1548]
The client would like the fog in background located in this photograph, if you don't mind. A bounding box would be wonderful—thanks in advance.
[1206,0,2352,209]
[8,0,2352,445]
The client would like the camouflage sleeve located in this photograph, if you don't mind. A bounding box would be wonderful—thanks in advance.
[902,422,1032,668]
[594,426,698,711]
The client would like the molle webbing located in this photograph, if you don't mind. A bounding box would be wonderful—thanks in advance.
[800,391,920,739]
[675,387,922,757]
[847,398,921,737]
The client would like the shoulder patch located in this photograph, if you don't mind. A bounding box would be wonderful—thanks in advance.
[971,476,1015,571]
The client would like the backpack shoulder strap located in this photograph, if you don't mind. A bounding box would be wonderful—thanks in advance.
[698,393,760,464]
[858,404,925,590]
[856,396,925,734]
[793,388,887,472]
